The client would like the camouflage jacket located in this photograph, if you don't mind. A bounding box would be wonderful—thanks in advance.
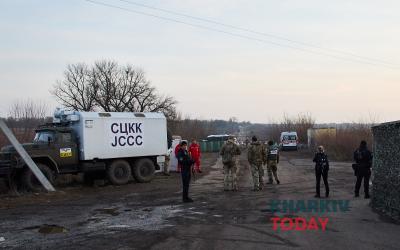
[247,142,266,165]
[220,140,241,165]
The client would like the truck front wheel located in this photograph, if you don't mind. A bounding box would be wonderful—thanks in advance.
[21,163,55,192]
[107,160,132,185]
[133,158,155,183]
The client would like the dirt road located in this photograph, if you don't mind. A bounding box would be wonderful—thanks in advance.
[0,151,399,250]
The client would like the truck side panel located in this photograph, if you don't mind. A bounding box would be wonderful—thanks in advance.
[74,113,168,161]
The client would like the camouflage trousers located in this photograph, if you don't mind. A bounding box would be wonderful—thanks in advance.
[267,160,279,183]
[250,164,264,189]
[223,164,238,191]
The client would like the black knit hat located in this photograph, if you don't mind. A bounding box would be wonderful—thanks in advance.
[360,140,367,148]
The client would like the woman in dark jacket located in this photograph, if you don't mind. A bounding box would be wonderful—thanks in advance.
[313,146,330,198]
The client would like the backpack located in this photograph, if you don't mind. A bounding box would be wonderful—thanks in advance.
[248,143,264,165]
[222,143,236,165]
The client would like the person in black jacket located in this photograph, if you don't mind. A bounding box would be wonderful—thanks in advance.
[354,141,373,199]
[313,146,330,198]
[177,141,194,203]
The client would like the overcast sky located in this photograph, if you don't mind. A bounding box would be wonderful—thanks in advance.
[0,0,399,123]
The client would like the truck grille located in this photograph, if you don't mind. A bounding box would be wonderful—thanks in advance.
[0,152,11,161]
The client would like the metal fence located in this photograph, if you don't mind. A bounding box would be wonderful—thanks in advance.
[371,121,400,221]
[199,140,225,153]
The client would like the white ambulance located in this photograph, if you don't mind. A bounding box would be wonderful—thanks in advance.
[280,131,298,151]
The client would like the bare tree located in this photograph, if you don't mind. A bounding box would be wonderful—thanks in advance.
[51,63,95,111]
[51,60,177,118]
[4,99,50,144]
[8,99,48,123]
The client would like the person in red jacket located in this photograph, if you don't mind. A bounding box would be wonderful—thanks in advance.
[175,143,182,172]
[189,139,202,173]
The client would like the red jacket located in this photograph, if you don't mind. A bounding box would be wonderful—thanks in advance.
[189,143,201,160]
[175,144,181,157]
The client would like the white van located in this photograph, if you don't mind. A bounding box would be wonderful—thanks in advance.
[280,132,298,151]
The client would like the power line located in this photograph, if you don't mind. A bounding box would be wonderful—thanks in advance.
[83,0,398,69]
[117,0,398,67]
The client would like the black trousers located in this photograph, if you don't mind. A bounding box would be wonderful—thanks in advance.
[355,169,371,196]
[181,167,191,200]
[315,168,329,196]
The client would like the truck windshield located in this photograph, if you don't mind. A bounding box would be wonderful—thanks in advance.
[34,131,55,143]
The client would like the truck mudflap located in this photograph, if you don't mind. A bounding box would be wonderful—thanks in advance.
[155,155,165,172]
[0,160,12,176]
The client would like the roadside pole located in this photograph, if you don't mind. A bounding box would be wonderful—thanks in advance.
[0,120,55,192]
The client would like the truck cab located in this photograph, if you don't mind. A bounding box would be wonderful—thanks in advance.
[32,127,80,173]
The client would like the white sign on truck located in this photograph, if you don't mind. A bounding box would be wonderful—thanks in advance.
[109,121,144,148]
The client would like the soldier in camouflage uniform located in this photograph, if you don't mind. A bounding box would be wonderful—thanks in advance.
[266,140,280,184]
[220,136,241,191]
[247,136,267,191]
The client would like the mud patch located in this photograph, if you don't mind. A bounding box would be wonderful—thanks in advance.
[38,225,68,234]
[24,224,68,234]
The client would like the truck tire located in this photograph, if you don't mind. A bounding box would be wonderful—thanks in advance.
[21,163,55,192]
[107,160,132,185]
[133,158,155,183]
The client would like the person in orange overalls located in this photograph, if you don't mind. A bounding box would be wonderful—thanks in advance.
[189,139,202,173]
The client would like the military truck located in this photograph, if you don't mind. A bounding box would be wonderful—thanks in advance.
[0,109,168,191]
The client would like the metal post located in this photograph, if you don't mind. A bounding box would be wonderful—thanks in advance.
[0,120,55,192]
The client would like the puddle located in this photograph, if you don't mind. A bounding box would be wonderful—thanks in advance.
[190,211,205,215]
[108,225,130,229]
[23,225,41,230]
[87,205,183,231]
[94,207,120,216]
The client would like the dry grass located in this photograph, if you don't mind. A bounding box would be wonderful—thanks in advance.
[312,124,373,161]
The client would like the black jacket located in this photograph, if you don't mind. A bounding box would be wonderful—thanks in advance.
[177,148,193,168]
[313,152,329,171]
[354,147,373,169]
